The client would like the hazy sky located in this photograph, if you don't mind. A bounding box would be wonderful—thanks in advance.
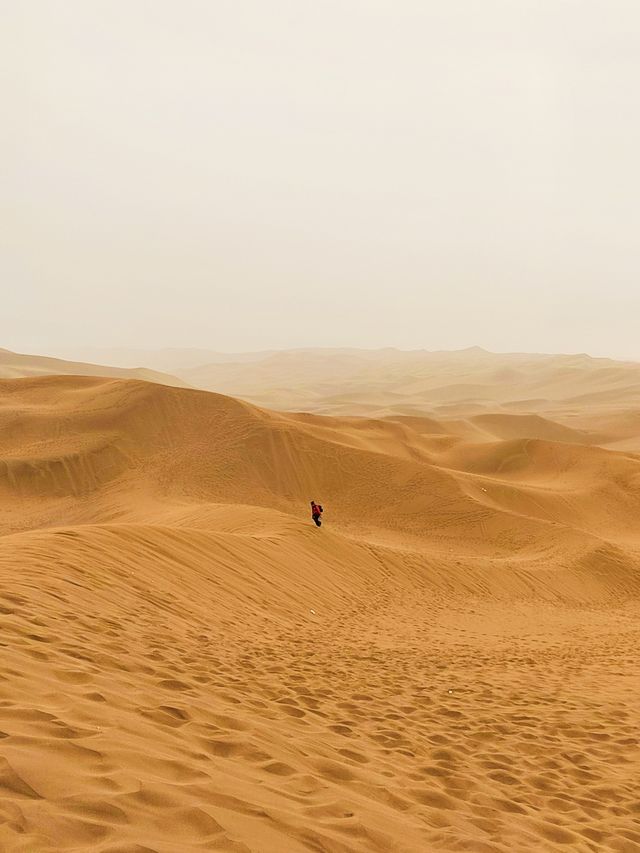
[3,1,639,358]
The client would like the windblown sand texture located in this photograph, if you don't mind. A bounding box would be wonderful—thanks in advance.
[1,365,640,852]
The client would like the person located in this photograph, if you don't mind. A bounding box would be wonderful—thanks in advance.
[310,500,323,527]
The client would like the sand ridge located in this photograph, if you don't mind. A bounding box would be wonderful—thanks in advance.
[1,374,640,851]
[0,348,188,389]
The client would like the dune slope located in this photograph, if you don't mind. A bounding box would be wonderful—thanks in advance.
[1,376,639,852]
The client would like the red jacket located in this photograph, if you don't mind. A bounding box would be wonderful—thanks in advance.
[311,503,323,516]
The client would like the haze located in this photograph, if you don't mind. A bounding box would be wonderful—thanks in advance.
[3,1,639,359]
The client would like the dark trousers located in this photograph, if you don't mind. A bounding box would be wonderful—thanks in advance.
[312,515,322,527]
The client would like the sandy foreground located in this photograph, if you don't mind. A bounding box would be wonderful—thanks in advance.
[0,373,639,852]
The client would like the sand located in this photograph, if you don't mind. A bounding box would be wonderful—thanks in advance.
[0,348,187,389]
[1,367,639,852]
[165,346,640,421]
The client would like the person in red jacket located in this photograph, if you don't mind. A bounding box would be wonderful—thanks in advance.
[310,500,323,527]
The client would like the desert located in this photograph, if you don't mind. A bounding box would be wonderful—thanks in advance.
[5,2,639,848]
[1,348,639,852]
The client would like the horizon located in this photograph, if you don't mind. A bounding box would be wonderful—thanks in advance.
[5,340,640,368]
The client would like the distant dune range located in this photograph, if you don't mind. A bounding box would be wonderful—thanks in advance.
[45,345,640,440]
[0,347,188,389]
[1,352,640,851]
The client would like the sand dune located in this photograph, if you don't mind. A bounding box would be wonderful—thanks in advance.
[468,413,600,444]
[1,375,640,851]
[160,346,640,422]
[0,348,188,389]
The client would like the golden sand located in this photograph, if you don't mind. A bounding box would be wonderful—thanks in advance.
[0,367,639,852]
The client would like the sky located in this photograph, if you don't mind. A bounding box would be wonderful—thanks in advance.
[3,1,640,359]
